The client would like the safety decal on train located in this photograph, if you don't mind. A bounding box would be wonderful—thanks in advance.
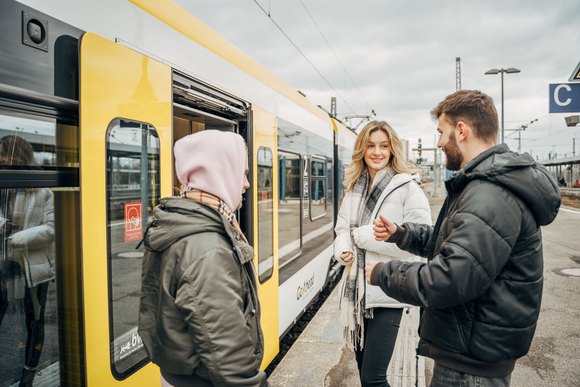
[115,330,145,361]
[124,202,142,242]
[296,273,315,300]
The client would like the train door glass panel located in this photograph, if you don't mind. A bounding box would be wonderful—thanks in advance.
[0,109,83,386]
[309,157,326,220]
[106,119,160,378]
[277,150,301,268]
[257,146,273,283]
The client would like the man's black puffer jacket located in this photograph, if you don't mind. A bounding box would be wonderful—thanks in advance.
[371,143,561,375]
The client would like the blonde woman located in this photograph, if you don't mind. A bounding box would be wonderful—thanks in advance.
[334,121,431,387]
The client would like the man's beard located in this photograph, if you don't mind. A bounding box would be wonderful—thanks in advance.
[443,131,464,171]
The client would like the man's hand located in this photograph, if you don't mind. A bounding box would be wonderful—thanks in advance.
[340,251,353,263]
[373,215,398,241]
[365,260,379,284]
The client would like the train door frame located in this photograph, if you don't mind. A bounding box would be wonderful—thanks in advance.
[171,71,253,244]
[79,32,172,384]
[251,104,279,369]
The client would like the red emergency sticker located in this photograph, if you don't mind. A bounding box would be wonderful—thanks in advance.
[124,202,142,242]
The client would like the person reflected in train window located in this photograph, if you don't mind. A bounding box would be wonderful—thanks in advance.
[0,135,55,387]
[138,130,269,387]
[368,91,560,387]
[334,121,432,387]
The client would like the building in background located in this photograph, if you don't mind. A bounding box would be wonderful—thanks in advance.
[401,139,409,162]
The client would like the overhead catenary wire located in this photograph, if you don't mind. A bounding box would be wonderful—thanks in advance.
[297,0,373,113]
[522,126,574,143]
[252,0,357,115]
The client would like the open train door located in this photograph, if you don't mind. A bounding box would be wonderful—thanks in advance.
[251,105,280,368]
[79,32,172,384]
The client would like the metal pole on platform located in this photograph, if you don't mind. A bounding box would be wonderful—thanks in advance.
[501,69,505,144]
[485,67,521,144]
[433,150,439,197]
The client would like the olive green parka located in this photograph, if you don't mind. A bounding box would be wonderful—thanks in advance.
[138,197,268,387]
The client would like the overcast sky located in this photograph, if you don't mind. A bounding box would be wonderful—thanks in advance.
[178,0,580,162]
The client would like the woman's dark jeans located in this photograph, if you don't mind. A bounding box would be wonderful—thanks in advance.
[354,308,403,387]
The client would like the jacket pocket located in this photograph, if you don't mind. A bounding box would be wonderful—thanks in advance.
[422,308,469,355]
[453,304,474,354]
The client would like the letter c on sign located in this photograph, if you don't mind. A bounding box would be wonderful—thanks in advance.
[555,84,572,107]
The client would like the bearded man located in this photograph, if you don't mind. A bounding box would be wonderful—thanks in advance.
[366,90,561,387]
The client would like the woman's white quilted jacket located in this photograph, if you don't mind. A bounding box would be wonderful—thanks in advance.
[334,173,432,309]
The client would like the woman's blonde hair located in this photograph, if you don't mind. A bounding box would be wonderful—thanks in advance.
[344,120,419,191]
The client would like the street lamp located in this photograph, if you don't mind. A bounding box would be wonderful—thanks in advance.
[485,67,521,144]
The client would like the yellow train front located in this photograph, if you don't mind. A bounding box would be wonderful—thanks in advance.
[0,0,356,385]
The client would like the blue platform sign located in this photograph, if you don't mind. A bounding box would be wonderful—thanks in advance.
[549,83,580,113]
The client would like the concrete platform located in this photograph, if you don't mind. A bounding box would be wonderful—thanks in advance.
[268,285,426,387]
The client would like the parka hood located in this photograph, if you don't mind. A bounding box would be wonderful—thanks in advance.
[447,143,561,226]
[174,130,246,211]
[144,197,230,252]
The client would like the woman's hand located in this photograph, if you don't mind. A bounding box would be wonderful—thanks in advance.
[341,251,354,263]
[373,215,398,241]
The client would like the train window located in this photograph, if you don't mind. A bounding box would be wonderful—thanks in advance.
[309,158,326,220]
[0,111,79,168]
[106,119,160,378]
[257,146,273,283]
[0,110,83,386]
[277,150,301,268]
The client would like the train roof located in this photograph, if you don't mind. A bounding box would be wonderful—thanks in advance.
[334,120,357,138]
[539,155,580,166]
[15,0,334,140]
[130,0,332,125]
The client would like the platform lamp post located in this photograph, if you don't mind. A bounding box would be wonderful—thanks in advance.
[485,68,521,144]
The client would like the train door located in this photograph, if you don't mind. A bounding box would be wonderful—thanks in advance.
[251,105,279,368]
[79,33,172,384]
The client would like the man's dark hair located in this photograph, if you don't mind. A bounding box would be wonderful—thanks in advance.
[431,90,499,144]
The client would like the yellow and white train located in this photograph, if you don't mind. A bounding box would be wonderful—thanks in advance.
[0,0,357,385]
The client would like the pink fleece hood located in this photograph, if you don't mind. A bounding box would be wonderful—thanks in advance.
[174,130,246,210]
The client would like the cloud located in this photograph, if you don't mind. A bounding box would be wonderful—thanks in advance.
[178,0,580,158]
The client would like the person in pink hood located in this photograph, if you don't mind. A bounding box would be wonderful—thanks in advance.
[174,130,248,212]
[138,130,269,387]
